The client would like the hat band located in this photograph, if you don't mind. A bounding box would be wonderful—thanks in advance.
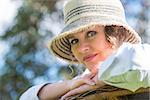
[62,16,127,33]
[64,4,125,25]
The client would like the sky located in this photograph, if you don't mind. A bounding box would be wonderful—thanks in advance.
[0,0,22,69]
[0,0,22,36]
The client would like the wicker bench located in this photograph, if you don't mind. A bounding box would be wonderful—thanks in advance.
[66,85,150,100]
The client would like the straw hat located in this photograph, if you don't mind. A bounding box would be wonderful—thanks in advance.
[48,0,141,63]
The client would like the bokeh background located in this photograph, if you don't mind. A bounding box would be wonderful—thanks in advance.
[0,0,149,100]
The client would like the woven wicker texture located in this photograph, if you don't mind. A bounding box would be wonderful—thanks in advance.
[65,85,150,100]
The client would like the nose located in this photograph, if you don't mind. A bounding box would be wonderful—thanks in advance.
[78,42,90,53]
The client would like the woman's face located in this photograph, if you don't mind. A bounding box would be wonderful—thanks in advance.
[69,26,114,74]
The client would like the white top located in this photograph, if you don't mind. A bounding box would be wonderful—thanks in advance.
[20,42,150,100]
[98,42,150,92]
[20,83,48,100]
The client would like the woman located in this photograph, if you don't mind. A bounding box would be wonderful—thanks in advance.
[20,0,150,100]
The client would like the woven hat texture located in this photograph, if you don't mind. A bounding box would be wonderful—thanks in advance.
[48,0,141,62]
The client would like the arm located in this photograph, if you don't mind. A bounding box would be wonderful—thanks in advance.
[20,73,95,100]
[39,73,97,100]
[61,74,106,100]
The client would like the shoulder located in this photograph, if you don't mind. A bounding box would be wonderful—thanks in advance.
[116,42,150,57]
[20,83,49,100]
[114,42,150,70]
[118,42,150,51]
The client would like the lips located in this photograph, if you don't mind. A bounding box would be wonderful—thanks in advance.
[83,53,98,62]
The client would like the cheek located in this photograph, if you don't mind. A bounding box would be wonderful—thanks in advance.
[97,54,107,61]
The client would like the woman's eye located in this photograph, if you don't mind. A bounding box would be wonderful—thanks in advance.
[70,39,79,45]
[87,31,97,37]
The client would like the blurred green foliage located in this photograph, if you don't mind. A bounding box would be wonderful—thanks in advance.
[0,0,60,99]
[0,0,149,100]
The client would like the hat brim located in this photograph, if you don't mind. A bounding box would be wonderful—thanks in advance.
[48,16,141,63]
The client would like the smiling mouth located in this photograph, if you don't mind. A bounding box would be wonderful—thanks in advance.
[83,54,98,62]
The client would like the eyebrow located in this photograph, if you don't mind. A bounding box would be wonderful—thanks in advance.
[67,27,96,40]
[87,31,93,33]
[67,34,75,39]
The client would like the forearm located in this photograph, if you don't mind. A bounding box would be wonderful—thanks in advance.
[38,81,71,100]
[20,73,95,100]
[38,73,97,100]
